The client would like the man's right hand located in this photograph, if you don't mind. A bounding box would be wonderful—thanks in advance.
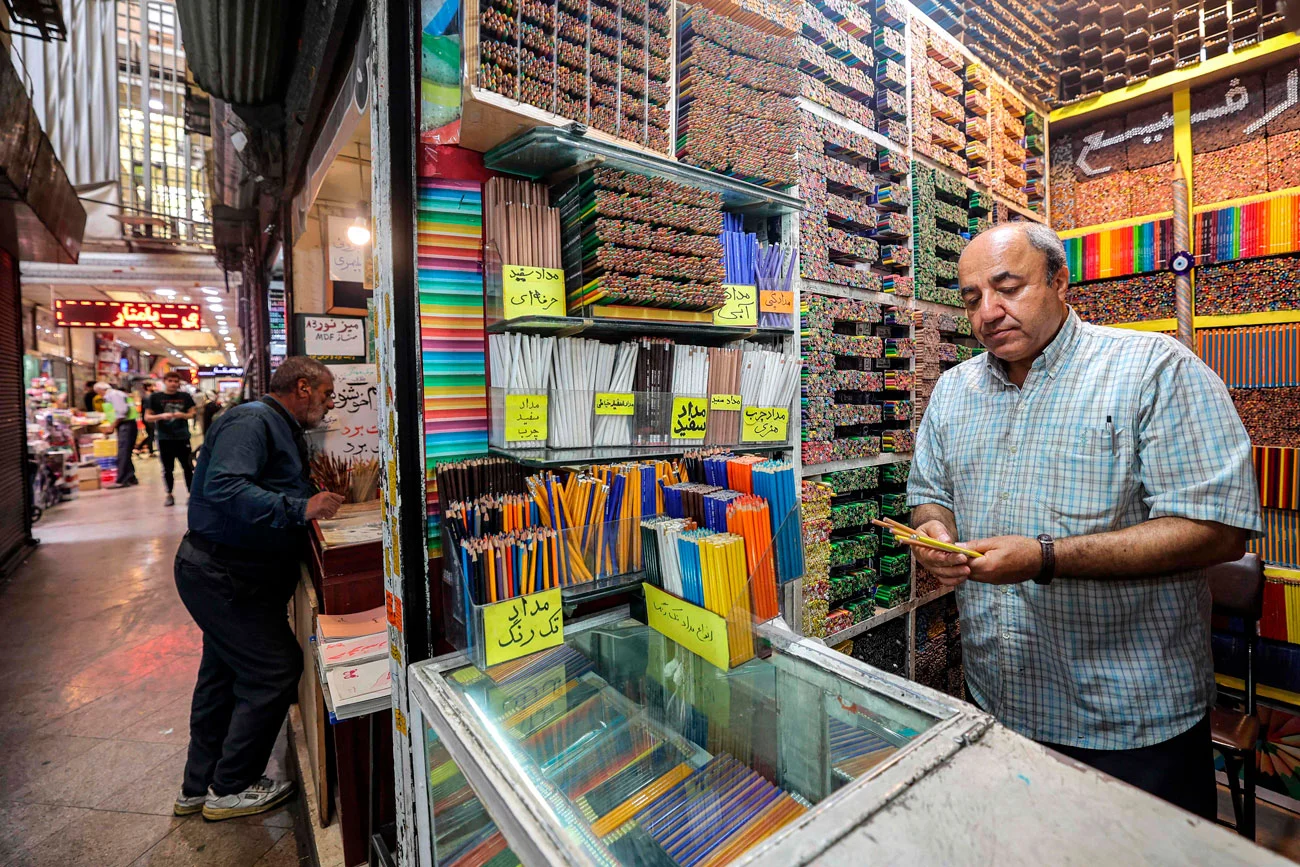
[306,492,346,521]
[913,520,971,586]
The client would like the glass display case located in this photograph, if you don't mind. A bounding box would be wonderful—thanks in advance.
[408,608,974,866]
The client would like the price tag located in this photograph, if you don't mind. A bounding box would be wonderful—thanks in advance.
[709,393,742,411]
[593,392,635,415]
[712,284,757,327]
[505,394,548,442]
[482,588,565,666]
[742,406,790,442]
[502,265,565,319]
[759,290,794,313]
[645,584,731,671]
[670,397,708,440]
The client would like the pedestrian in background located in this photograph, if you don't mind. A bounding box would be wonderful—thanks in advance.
[146,371,197,507]
[95,381,138,488]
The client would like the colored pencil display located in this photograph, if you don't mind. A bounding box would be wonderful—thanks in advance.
[799,113,887,292]
[1250,508,1300,569]
[1063,217,1175,283]
[556,168,727,313]
[484,177,562,270]
[476,0,673,152]
[420,176,489,561]
[912,162,968,308]
[798,0,877,131]
[677,7,798,187]
[1070,272,1176,326]
[1230,387,1300,447]
[1253,446,1300,510]
[1193,193,1300,267]
[1195,255,1300,316]
[1198,324,1300,388]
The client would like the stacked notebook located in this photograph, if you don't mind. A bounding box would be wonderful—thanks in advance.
[317,605,391,718]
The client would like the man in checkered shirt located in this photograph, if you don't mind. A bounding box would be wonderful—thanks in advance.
[907,222,1261,819]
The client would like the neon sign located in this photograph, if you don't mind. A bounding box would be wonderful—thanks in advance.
[54,299,203,330]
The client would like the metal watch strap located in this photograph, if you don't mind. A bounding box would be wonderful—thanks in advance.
[1035,534,1055,585]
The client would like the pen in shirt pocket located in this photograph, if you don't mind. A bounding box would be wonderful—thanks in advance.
[1105,415,1117,455]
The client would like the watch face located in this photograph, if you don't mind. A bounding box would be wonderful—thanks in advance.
[1037,533,1051,542]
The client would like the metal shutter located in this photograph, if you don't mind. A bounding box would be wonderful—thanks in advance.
[0,248,32,572]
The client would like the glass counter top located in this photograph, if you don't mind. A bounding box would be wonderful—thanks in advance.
[412,615,956,867]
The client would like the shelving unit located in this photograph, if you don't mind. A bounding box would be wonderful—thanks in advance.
[822,584,954,645]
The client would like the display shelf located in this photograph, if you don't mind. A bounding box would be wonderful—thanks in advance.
[821,585,956,646]
[1216,674,1300,709]
[799,279,963,316]
[482,127,804,216]
[489,442,789,468]
[797,97,910,157]
[1050,32,1300,123]
[802,453,914,476]
[484,315,791,345]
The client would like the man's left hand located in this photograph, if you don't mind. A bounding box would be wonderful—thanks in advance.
[964,535,1042,585]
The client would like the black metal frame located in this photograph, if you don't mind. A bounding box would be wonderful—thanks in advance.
[1219,617,1258,840]
[385,0,432,663]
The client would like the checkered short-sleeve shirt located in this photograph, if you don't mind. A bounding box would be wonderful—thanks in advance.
[907,309,1262,750]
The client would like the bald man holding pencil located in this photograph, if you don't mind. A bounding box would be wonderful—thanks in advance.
[907,223,1261,820]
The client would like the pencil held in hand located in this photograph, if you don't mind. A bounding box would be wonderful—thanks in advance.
[869,518,983,558]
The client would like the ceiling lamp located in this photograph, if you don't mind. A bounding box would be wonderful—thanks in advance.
[347,217,370,246]
[200,287,220,295]
[155,288,176,297]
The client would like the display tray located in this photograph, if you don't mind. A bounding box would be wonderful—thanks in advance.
[488,443,788,468]
[483,127,804,217]
[485,315,791,346]
[411,611,957,867]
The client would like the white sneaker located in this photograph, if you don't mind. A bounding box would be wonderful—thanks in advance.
[173,791,206,816]
[201,777,295,821]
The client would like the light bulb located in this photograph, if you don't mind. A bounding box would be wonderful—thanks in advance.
[347,218,371,246]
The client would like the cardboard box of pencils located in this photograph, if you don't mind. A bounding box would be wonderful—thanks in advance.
[441,516,649,669]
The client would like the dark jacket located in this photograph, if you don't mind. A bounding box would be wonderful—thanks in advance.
[188,396,314,554]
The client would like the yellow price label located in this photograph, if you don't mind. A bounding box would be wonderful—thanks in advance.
[502,265,565,319]
[594,392,635,415]
[759,289,794,313]
[709,393,741,411]
[645,584,731,672]
[712,284,757,327]
[505,394,547,442]
[670,396,707,440]
[742,406,790,442]
[482,588,565,667]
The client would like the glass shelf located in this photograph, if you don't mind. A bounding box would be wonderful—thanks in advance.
[410,613,960,867]
[485,314,791,346]
[483,126,805,217]
[488,443,789,469]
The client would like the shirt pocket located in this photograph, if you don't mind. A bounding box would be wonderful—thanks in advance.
[1037,424,1129,533]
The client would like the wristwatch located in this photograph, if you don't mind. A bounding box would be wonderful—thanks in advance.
[1035,534,1055,585]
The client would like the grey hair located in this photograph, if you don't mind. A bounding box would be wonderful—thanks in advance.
[268,356,333,394]
[1020,222,1068,281]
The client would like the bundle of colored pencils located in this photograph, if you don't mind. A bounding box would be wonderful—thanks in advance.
[727,494,779,620]
[870,517,983,559]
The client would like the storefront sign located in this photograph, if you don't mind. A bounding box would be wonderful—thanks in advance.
[594,392,634,415]
[644,584,730,671]
[712,284,757,327]
[482,588,564,666]
[742,406,790,442]
[502,265,565,319]
[54,299,202,330]
[670,397,707,440]
[709,393,741,411]
[505,393,547,441]
[198,365,245,377]
[316,363,380,459]
[298,314,367,360]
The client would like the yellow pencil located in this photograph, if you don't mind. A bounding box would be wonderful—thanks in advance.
[892,532,984,559]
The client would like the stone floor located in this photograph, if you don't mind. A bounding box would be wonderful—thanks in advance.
[0,456,310,867]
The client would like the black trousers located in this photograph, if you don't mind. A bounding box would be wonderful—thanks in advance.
[1047,714,1216,819]
[174,536,302,796]
[158,439,194,493]
[139,422,155,455]
[114,420,137,485]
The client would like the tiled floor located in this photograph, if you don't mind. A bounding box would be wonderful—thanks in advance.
[0,457,310,867]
